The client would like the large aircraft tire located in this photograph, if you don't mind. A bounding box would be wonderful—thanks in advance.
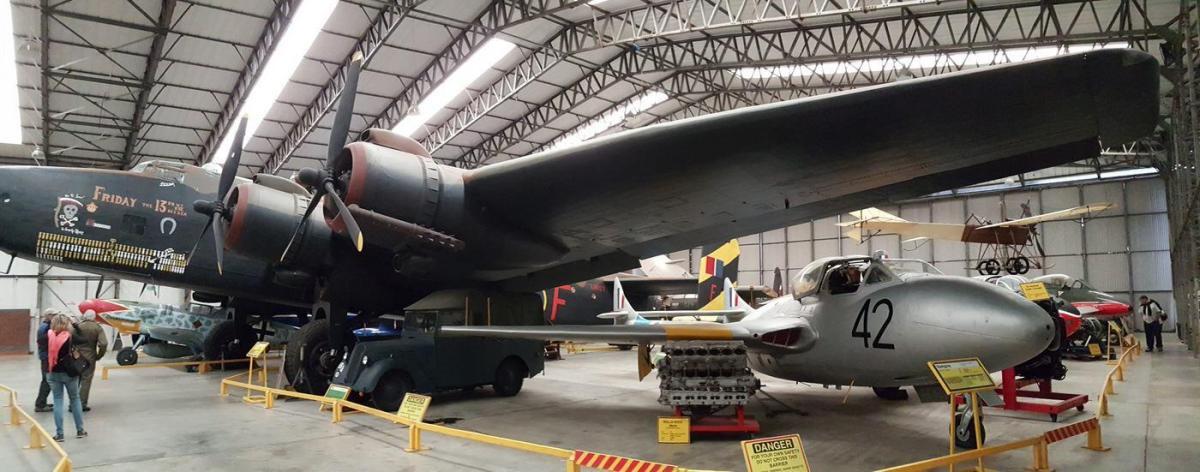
[372,370,414,413]
[116,347,138,366]
[285,319,333,395]
[203,321,256,368]
[872,387,909,401]
[493,358,527,397]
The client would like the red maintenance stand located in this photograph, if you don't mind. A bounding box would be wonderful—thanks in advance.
[674,405,761,435]
[991,367,1088,422]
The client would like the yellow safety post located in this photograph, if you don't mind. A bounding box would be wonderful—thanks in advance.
[8,390,21,426]
[1098,388,1111,417]
[947,395,957,472]
[969,391,986,472]
[333,401,344,423]
[1031,439,1050,472]
[1115,362,1124,382]
[1084,424,1110,452]
[406,424,424,452]
[841,379,856,405]
[565,460,581,472]
[101,366,109,380]
[28,424,45,449]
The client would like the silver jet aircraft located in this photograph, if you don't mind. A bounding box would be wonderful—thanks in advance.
[444,254,1055,396]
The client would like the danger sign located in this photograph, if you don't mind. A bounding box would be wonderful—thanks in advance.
[741,434,810,472]
[396,392,432,423]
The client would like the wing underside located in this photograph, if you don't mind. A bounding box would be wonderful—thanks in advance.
[465,50,1157,291]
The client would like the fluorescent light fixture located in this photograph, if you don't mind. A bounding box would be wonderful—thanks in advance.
[549,91,668,151]
[588,0,614,5]
[735,42,1130,80]
[211,0,338,164]
[392,38,517,136]
[0,0,22,144]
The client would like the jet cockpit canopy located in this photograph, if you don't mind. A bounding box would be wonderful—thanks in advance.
[792,254,899,299]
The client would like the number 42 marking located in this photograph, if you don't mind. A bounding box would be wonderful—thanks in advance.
[852,298,895,349]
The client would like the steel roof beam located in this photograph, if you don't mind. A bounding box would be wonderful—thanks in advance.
[421,0,951,161]
[256,0,425,173]
[260,0,590,174]
[449,0,1162,168]
[121,0,176,167]
[192,0,303,165]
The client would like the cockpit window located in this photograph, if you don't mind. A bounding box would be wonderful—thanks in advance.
[131,160,185,183]
[864,266,891,284]
[792,259,826,299]
[826,260,871,295]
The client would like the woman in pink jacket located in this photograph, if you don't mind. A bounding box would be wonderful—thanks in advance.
[46,313,86,442]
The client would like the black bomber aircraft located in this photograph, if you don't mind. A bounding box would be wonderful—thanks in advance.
[0,49,1159,394]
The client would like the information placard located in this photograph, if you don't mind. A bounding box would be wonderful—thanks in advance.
[741,434,810,472]
[324,384,351,401]
[928,358,995,394]
[396,393,432,423]
[246,341,271,359]
[1088,344,1103,356]
[657,417,690,444]
[1019,282,1051,301]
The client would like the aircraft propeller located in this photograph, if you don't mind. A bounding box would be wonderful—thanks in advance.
[189,115,248,275]
[280,51,366,260]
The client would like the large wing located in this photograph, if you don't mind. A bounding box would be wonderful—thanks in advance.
[467,50,1156,290]
[441,322,751,344]
[840,220,969,243]
[976,203,1115,229]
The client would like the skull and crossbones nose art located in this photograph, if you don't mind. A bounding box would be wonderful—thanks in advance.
[55,197,82,229]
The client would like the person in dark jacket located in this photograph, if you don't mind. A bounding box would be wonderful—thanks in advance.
[72,310,107,411]
[34,310,54,412]
[1140,295,1166,352]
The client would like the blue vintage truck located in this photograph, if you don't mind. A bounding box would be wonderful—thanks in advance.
[332,290,546,411]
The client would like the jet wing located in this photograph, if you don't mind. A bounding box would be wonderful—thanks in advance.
[441,322,752,344]
[975,203,1115,229]
[468,50,1157,291]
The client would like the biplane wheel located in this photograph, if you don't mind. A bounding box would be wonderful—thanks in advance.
[1005,257,1031,275]
[976,259,1002,275]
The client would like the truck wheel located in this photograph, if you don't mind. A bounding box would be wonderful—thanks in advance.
[204,321,256,368]
[872,387,909,401]
[493,358,527,397]
[372,370,414,413]
[285,319,334,395]
[116,347,138,366]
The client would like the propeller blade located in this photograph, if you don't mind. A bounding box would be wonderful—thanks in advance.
[327,51,364,168]
[279,190,325,262]
[213,216,227,275]
[185,217,213,267]
[219,116,248,198]
[324,181,363,252]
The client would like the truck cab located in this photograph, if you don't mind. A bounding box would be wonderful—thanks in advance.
[332,290,545,411]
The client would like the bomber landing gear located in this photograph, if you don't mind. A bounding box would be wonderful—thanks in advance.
[285,319,339,394]
[204,320,257,369]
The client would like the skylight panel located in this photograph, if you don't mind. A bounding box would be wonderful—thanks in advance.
[211,0,338,164]
[0,0,22,144]
[392,38,516,136]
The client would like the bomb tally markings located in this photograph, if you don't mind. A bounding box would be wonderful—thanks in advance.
[35,232,190,274]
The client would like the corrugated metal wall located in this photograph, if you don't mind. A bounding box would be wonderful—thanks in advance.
[675,177,1176,332]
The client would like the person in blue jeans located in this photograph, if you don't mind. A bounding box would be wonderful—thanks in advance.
[46,313,86,442]
[34,311,54,412]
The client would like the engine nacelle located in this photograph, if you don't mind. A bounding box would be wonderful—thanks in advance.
[224,183,331,269]
[331,141,463,234]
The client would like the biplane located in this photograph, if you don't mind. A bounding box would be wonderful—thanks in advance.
[840,203,1113,275]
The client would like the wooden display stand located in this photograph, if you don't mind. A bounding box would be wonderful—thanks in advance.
[242,342,271,405]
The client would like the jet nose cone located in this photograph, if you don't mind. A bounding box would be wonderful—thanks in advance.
[911,277,1055,371]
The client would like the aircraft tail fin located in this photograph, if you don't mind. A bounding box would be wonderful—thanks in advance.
[720,277,754,322]
[698,239,739,310]
[602,278,646,326]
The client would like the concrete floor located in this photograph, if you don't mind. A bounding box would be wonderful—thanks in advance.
[1,340,1197,471]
